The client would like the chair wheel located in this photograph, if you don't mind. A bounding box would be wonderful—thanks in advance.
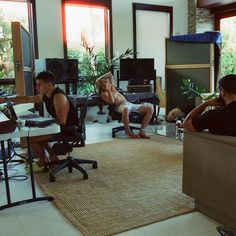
[49,176,55,182]
[92,163,98,169]
[83,174,88,179]
[112,133,115,138]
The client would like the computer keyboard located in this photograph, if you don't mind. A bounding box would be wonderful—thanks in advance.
[19,113,39,119]
[25,119,56,128]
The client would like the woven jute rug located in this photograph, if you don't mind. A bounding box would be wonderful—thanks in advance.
[35,135,194,236]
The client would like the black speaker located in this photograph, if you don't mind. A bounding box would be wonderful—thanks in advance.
[45,58,78,83]
[120,58,155,80]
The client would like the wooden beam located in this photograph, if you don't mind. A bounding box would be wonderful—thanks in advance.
[211,2,236,14]
[197,0,236,9]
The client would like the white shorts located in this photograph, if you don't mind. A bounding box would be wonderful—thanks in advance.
[115,102,141,113]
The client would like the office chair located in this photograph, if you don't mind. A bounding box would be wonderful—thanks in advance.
[49,95,98,182]
[217,226,236,236]
[108,104,144,138]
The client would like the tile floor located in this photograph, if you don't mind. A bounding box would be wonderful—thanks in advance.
[0,119,220,236]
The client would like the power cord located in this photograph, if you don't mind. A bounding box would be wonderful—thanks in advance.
[0,167,28,181]
[0,136,30,182]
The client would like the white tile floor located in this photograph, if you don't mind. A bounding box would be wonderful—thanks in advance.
[0,121,220,236]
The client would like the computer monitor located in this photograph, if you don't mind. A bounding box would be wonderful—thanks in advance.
[119,58,155,80]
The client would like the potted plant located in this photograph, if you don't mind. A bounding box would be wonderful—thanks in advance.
[76,33,135,94]
[180,78,217,106]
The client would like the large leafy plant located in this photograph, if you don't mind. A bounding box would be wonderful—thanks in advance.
[180,79,217,100]
[73,34,135,94]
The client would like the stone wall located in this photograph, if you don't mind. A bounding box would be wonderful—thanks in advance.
[188,0,214,34]
[188,0,196,33]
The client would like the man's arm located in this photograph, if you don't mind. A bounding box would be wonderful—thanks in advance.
[53,93,69,125]
[0,95,42,104]
[183,97,222,132]
[107,72,114,85]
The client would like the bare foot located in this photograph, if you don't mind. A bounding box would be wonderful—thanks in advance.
[127,132,140,139]
[138,131,151,139]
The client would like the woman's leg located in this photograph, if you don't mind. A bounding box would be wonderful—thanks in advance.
[119,106,139,139]
[137,105,154,138]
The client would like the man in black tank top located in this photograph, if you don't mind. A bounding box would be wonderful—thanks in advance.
[0,71,79,169]
[183,74,236,136]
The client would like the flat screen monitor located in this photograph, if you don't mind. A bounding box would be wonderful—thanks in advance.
[119,58,155,80]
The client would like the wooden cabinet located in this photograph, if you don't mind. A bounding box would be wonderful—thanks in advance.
[165,38,215,116]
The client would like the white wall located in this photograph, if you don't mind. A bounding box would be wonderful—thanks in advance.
[112,0,188,55]
[35,0,188,59]
[35,0,64,58]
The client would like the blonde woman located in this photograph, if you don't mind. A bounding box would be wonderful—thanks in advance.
[96,72,153,139]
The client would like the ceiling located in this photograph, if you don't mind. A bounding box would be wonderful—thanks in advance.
[197,0,236,9]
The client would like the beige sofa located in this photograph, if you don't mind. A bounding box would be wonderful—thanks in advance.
[183,130,236,226]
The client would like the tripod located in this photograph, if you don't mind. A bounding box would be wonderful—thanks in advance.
[0,140,27,179]
[0,140,27,165]
[9,140,27,162]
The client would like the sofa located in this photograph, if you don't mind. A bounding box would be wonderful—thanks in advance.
[182,130,236,226]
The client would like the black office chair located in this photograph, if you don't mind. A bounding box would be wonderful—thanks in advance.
[108,104,144,138]
[49,95,98,182]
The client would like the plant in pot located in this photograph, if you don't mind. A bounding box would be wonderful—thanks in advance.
[68,33,135,121]
[76,33,135,95]
[180,78,217,106]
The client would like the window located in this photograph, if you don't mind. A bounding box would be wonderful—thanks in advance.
[62,0,112,76]
[220,16,236,76]
[0,1,28,79]
[0,0,35,93]
[214,6,236,77]
[66,5,106,56]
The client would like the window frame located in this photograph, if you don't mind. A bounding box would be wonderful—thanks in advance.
[214,10,236,30]
[132,3,173,58]
[214,10,236,77]
[0,0,37,85]
[61,0,113,60]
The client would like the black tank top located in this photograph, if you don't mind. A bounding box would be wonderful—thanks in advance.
[43,87,78,126]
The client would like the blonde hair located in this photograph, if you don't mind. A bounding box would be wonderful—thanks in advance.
[95,71,112,94]
[95,79,103,94]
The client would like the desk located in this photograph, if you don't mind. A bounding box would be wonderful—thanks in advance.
[69,92,159,123]
[0,112,60,211]
[69,92,159,119]
[69,92,159,107]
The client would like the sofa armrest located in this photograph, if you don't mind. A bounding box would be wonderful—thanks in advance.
[183,130,236,225]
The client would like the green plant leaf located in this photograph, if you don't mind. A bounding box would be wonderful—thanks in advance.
[181,78,208,100]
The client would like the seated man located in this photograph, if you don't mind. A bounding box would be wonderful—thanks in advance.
[183,74,236,136]
[96,71,153,139]
[0,71,79,170]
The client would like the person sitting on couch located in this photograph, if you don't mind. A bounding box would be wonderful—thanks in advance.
[96,71,153,139]
[183,74,236,136]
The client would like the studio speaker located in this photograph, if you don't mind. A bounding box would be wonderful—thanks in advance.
[45,58,78,83]
[120,58,155,80]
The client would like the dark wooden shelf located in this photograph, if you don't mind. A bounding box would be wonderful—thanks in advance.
[197,0,236,9]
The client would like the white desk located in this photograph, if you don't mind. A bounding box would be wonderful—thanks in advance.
[0,123,60,140]
[0,111,60,211]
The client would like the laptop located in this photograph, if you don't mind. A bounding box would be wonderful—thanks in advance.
[7,101,56,128]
